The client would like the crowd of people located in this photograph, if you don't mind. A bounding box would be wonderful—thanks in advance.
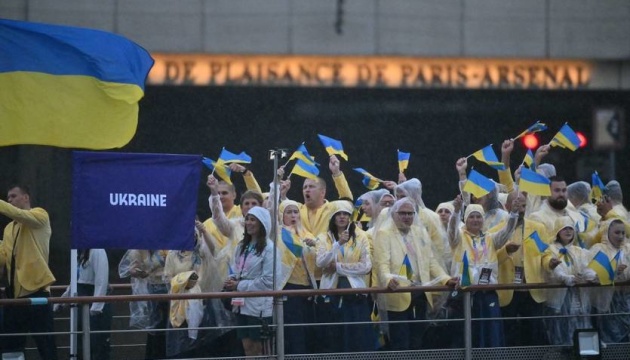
[1,137,630,359]
[119,139,630,358]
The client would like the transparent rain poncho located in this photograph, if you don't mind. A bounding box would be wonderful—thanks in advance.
[542,217,595,346]
[588,219,630,344]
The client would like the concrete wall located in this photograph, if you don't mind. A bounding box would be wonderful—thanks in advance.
[2,0,630,59]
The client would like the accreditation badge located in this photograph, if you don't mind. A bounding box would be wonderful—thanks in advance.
[231,297,245,307]
[514,266,524,284]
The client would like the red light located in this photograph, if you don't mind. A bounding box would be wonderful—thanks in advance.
[576,132,587,148]
[522,134,539,149]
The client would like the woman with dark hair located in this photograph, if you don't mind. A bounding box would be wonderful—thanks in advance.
[222,206,275,356]
[56,249,112,360]
[316,201,373,353]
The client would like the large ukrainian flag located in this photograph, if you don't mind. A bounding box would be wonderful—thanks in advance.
[0,19,154,149]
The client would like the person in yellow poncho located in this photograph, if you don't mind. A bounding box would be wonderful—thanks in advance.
[169,271,204,353]
[541,217,596,346]
[588,219,630,344]
[275,200,319,354]
[447,194,519,349]
[316,201,374,353]
[495,191,549,347]
[374,198,457,351]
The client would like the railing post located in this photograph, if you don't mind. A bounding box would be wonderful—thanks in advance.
[81,303,91,360]
[464,291,472,360]
[275,297,285,360]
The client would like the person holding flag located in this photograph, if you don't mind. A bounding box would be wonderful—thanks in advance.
[201,161,263,260]
[394,178,449,269]
[588,219,630,344]
[541,217,596,346]
[315,201,374,353]
[567,181,600,248]
[206,173,265,337]
[495,191,549,347]
[274,200,319,355]
[280,155,353,239]
[447,193,520,348]
[528,175,584,232]
[373,198,457,351]
[456,157,509,231]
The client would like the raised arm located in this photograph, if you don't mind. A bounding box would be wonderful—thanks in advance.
[447,195,463,249]
[498,139,515,193]
[491,196,521,249]
[455,158,471,206]
[329,155,353,200]
[206,175,233,237]
[229,163,262,193]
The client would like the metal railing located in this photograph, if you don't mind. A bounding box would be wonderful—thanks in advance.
[1,281,630,360]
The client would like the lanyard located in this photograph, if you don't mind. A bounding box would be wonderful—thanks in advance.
[471,234,488,265]
[237,244,254,279]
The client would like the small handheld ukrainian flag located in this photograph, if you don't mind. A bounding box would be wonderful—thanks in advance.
[588,250,615,285]
[463,169,495,198]
[523,149,535,170]
[202,157,233,185]
[290,159,320,180]
[524,231,549,254]
[514,120,548,140]
[353,168,382,190]
[317,134,349,160]
[281,228,303,257]
[519,168,551,197]
[591,171,606,202]
[289,143,317,165]
[470,145,506,170]
[400,254,413,281]
[398,150,410,173]
[218,148,252,164]
[550,123,581,151]
[461,251,472,286]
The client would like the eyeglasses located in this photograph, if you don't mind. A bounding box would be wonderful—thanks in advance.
[396,211,416,217]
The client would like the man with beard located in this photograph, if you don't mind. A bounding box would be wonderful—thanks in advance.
[528,176,582,232]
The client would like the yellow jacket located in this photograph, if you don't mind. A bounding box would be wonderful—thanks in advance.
[374,222,450,311]
[0,201,55,297]
[299,173,353,237]
[496,218,548,306]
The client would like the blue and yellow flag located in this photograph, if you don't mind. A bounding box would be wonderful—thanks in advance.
[353,168,382,190]
[611,250,621,272]
[289,143,317,165]
[588,250,615,285]
[470,145,506,170]
[317,134,349,160]
[0,19,154,149]
[463,169,495,198]
[591,171,606,201]
[514,120,548,140]
[523,149,535,170]
[550,123,581,151]
[519,168,551,197]
[281,228,303,257]
[398,150,410,173]
[202,157,233,185]
[290,159,320,180]
[524,231,549,254]
[399,254,413,280]
[461,251,472,286]
[218,148,252,164]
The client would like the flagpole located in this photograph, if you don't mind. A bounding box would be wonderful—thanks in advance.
[269,148,287,359]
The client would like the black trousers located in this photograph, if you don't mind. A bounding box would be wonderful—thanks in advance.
[3,289,58,360]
